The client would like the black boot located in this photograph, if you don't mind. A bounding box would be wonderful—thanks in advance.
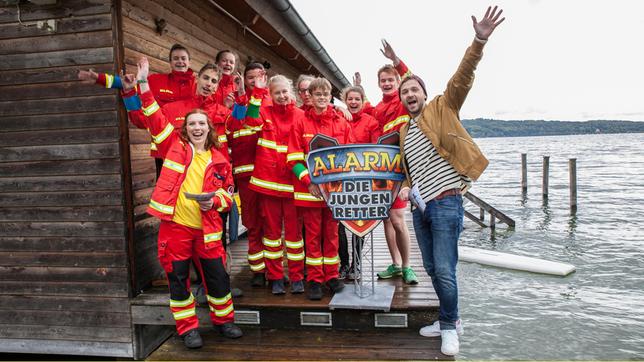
[181,329,203,349]
[214,322,243,339]
[272,279,286,295]
[307,281,323,300]
[327,278,345,293]
[250,273,266,287]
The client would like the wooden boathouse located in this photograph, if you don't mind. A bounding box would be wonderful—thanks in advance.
[0,0,446,359]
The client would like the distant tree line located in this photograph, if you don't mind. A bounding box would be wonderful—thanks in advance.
[462,119,644,138]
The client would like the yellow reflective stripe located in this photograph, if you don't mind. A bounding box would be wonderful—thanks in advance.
[250,262,265,271]
[212,304,234,317]
[257,138,287,153]
[294,192,321,201]
[233,127,262,138]
[218,134,228,144]
[169,294,195,308]
[150,142,158,151]
[383,115,410,132]
[249,96,261,106]
[204,232,222,243]
[105,74,114,88]
[285,239,304,249]
[323,255,340,265]
[163,159,185,173]
[262,237,281,248]
[297,169,309,181]
[150,199,174,214]
[250,177,294,193]
[248,251,264,261]
[287,252,305,261]
[233,164,254,174]
[143,101,160,116]
[152,123,174,144]
[306,256,323,266]
[207,293,232,305]
[264,250,284,259]
[287,152,305,162]
[173,309,196,320]
[215,192,228,212]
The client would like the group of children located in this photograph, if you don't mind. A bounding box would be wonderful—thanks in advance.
[80,40,419,348]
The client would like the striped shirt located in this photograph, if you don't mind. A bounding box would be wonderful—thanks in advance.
[403,117,471,203]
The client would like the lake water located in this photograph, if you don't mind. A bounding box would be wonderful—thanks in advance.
[457,133,644,359]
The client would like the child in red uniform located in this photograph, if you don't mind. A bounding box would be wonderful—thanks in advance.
[287,78,354,300]
[213,49,238,108]
[132,60,243,346]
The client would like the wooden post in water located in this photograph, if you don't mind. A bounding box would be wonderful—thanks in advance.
[542,156,550,199]
[569,158,577,212]
[521,153,527,194]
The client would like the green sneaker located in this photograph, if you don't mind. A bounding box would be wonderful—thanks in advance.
[377,264,402,279]
[402,267,419,285]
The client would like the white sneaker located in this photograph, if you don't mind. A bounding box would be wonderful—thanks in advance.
[419,319,464,337]
[440,329,460,356]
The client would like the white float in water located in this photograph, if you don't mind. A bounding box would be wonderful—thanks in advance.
[459,246,576,276]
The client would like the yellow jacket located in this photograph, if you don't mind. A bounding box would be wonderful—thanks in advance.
[400,38,489,188]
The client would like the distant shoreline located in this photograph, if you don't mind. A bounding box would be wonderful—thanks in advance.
[462,119,644,138]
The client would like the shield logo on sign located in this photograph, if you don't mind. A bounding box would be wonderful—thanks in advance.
[306,133,405,237]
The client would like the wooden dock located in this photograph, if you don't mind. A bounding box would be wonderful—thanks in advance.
[135,216,452,360]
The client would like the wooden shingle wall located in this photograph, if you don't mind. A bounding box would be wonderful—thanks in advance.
[0,0,133,357]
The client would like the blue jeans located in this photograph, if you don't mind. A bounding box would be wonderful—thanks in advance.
[412,194,464,330]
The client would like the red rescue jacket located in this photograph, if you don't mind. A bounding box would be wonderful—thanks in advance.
[348,109,381,144]
[373,60,412,135]
[287,105,354,207]
[128,89,230,159]
[246,91,304,198]
[148,69,196,107]
[213,73,237,108]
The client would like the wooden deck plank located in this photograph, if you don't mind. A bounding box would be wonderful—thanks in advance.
[147,327,452,361]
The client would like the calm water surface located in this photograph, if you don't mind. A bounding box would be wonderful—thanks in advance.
[457,133,644,360]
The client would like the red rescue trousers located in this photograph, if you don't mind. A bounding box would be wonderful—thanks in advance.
[158,221,234,335]
[237,178,264,273]
[299,207,340,283]
[259,195,304,282]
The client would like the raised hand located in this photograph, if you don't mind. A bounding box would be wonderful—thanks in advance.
[234,71,245,96]
[137,57,150,81]
[224,92,235,109]
[379,39,400,65]
[255,70,267,89]
[353,72,362,87]
[121,73,137,92]
[78,69,98,82]
[472,6,505,40]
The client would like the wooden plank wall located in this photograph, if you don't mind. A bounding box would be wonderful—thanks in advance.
[0,0,133,358]
[121,0,304,291]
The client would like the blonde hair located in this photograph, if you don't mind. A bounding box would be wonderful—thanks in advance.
[268,74,295,101]
[377,64,400,82]
[308,77,332,94]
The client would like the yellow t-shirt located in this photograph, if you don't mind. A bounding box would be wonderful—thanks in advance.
[172,150,211,229]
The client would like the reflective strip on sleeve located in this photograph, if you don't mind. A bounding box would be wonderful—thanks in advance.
[207,292,232,305]
[150,142,158,151]
[383,115,410,132]
[257,138,287,153]
[211,304,234,317]
[294,192,321,202]
[204,232,223,243]
[287,152,305,162]
[285,239,304,249]
[323,255,340,265]
[233,164,254,175]
[262,237,281,248]
[233,126,262,139]
[105,74,114,88]
[173,309,196,320]
[297,168,309,181]
[218,134,228,144]
[149,199,174,214]
[163,159,185,173]
[169,294,195,308]
[247,251,264,261]
[250,177,294,193]
[250,262,265,271]
[305,256,323,266]
[153,123,174,144]
[263,250,284,260]
[249,96,261,107]
[143,101,161,116]
[287,252,305,261]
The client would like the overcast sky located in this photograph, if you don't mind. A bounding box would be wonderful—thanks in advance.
[291,0,644,121]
